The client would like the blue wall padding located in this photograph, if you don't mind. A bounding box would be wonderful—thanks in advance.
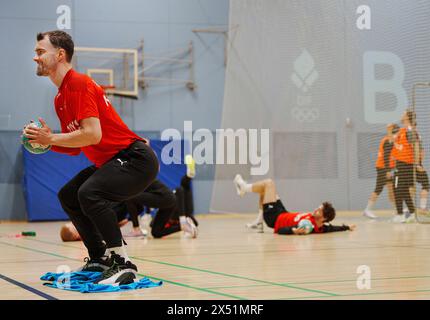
[22,140,187,221]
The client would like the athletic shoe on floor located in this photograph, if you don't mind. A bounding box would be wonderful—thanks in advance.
[405,215,417,223]
[140,213,152,236]
[363,209,378,219]
[234,174,246,197]
[95,253,137,285]
[187,215,199,227]
[187,217,198,238]
[246,221,264,233]
[124,228,145,237]
[180,217,198,238]
[392,214,406,223]
[74,256,112,272]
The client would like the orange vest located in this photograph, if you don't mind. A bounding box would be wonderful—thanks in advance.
[375,136,395,169]
[392,127,414,164]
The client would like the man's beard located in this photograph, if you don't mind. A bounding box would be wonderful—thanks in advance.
[36,64,49,76]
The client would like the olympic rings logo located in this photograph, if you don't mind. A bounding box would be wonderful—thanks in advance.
[291,107,319,123]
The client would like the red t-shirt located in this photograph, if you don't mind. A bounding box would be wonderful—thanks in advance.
[274,212,321,234]
[52,69,145,167]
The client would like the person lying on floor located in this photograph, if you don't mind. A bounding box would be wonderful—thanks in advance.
[61,174,198,241]
[233,175,356,235]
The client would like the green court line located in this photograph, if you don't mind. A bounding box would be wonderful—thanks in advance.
[203,274,430,289]
[131,256,339,297]
[23,237,338,297]
[22,238,84,249]
[144,276,248,300]
[22,238,430,298]
[0,241,75,260]
[0,240,246,300]
[9,238,430,299]
[23,237,430,260]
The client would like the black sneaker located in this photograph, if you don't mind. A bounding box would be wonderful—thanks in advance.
[74,256,113,272]
[94,253,137,285]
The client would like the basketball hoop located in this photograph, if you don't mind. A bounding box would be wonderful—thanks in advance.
[100,85,116,92]
[100,85,138,100]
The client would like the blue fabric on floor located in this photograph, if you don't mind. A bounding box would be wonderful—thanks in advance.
[40,271,162,293]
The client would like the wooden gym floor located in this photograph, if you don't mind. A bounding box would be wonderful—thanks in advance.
[1,211,430,300]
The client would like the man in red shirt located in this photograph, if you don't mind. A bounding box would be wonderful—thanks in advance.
[234,175,356,235]
[27,30,159,285]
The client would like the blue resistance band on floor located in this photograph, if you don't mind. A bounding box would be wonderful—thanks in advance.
[41,271,162,293]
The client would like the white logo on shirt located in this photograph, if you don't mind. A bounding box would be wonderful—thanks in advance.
[103,95,111,107]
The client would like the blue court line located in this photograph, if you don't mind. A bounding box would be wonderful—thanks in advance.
[0,240,246,300]
[0,273,58,300]
[22,238,338,297]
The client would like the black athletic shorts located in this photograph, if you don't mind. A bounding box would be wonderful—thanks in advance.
[394,161,415,188]
[263,199,288,228]
[374,168,392,195]
[417,169,430,191]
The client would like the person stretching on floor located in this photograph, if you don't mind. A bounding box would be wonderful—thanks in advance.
[234,175,356,235]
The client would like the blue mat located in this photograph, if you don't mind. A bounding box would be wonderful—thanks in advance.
[41,271,162,293]
[24,139,189,221]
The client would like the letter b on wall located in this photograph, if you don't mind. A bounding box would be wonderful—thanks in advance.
[363,51,408,124]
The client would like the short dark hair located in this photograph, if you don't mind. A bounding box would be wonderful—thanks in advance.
[405,109,416,126]
[322,201,336,222]
[391,123,400,134]
[37,30,74,62]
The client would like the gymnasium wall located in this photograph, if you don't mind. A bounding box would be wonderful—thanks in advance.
[0,0,229,220]
[211,0,430,213]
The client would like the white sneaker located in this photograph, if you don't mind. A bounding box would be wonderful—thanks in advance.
[393,214,406,223]
[363,210,378,219]
[246,221,264,233]
[94,254,137,285]
[406,215,417,223]
[234,174,246,197]
[140,214,152,236]
[187,217,198,238]
[180,217,198,238]
[124,228,145,238]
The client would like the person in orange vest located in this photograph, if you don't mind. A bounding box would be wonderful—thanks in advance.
[363,123,399,219]
[392,110,417,223]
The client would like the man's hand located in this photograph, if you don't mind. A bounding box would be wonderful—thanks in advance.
[386,171,393,179]
[349,224,357,231]
[24,118,53,146]
[292,227,307,235]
